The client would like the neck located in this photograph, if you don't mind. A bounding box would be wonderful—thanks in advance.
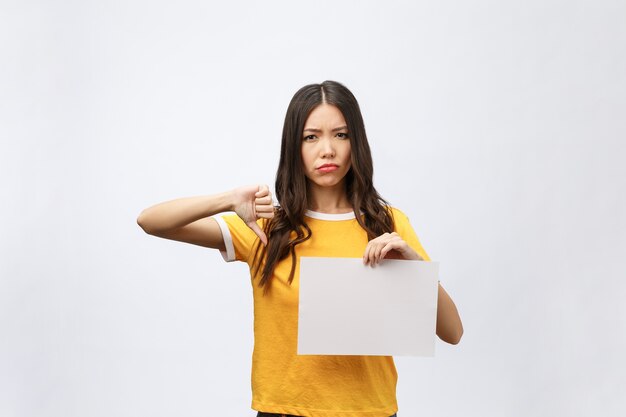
[306,181,352,213]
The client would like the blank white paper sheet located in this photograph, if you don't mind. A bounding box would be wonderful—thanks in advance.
[297,257,439,356]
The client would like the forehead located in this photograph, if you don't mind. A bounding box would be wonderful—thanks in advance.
[304,104,347,127]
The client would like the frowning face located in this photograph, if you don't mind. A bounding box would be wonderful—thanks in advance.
[300,104,352,191]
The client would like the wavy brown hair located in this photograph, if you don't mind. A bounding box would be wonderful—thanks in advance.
[253,80,394,291]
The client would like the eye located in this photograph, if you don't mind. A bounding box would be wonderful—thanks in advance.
[303,135,317,141]
[337,132,349,139]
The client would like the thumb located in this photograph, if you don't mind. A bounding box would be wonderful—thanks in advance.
[247,220,268,246]
[255,184,270,197]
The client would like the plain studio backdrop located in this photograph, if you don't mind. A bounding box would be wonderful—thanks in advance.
[1,1,625,416]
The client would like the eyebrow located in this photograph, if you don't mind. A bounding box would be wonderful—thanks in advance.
[303,125,348,133]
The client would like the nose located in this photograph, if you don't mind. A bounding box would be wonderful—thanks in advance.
[320,137,335,158]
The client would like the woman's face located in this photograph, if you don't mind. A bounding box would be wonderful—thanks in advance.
[300,104,352,190]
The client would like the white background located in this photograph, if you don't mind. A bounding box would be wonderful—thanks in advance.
[1,1,625,416]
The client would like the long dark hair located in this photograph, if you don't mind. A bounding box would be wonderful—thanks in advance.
[253,80,394,291]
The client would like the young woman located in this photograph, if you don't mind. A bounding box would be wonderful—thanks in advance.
[137,80,463,417]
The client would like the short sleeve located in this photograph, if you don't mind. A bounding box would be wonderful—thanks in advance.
[213,214,263,264]
[391,208,431,261]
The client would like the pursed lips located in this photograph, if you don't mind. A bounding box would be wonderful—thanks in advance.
[316,163,339,172]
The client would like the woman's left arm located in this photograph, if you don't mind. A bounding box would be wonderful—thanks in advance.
[363,232,463,345]
[435,283,463,344]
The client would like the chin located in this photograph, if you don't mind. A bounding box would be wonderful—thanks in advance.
[313,179,344,188]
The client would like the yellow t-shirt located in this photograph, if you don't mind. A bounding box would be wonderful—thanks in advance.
[214,207,430,417]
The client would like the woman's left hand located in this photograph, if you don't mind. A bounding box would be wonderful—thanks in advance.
[363,232,424,266]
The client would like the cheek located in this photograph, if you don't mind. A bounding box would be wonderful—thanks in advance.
[301,148,314,169]
[344,144,352,164]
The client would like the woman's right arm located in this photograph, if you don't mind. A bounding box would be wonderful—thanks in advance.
[136,185,274,250]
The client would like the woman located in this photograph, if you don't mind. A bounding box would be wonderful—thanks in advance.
[137,80,463,417]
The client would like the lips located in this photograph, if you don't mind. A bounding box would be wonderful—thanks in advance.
[317,164,339,173]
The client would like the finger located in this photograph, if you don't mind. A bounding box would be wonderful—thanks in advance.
[247,221,267,246]
[380,241,400,259]
[364,240,383,265]
[255,204,274,213]
[257,212,274,219]
[383,238,421,260]
[371,242,385,266]
[380,243,391,260]
[363,242,373,265]
[364,236,387,266]
[255,184,270,197]
[388,235,410,253]
[377,237,399,263]
[373,241,386,265]
[255,196,272,205]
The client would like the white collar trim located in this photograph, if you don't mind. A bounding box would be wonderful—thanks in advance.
[304,210,356,221]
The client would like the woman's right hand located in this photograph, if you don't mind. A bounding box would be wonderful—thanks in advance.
[231,184,275,245]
